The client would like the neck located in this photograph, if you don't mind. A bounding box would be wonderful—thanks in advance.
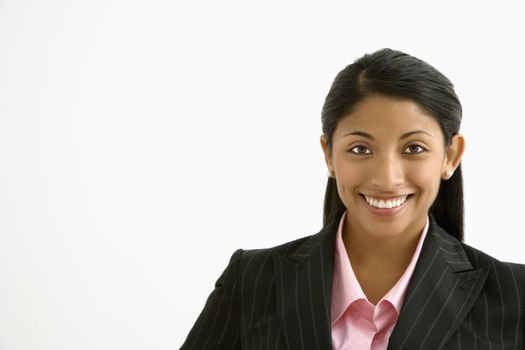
[342,217,426,273]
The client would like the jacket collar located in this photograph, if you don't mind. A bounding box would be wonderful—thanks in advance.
[387,215,490,349]
[272,219,338,349]
[273,214,490,349]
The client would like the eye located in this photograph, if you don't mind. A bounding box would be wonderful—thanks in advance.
[403,144,427,154]
[349,145,372,155]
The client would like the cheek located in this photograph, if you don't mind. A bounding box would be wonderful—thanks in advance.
[334,159,362,187]
[332,161,362,201]
[407,162,442,195]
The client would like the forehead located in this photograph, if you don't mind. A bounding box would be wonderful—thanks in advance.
[335,94,443,138]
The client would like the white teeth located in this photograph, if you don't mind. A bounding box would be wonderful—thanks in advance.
[364,195,408,209]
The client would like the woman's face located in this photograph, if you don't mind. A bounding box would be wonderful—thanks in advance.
[321,94,464,240]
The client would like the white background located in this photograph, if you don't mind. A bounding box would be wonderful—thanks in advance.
[1,0,524,349]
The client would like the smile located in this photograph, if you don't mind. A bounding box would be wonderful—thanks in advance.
[363,195,409,209]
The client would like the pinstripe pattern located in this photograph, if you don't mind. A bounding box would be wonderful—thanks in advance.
[306,260,321,350]
[181,215,525,349]
[508,264,521,348]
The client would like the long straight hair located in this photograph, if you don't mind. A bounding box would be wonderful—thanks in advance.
[321,48,464,241]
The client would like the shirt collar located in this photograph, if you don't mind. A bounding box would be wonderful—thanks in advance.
[331,211,430,324]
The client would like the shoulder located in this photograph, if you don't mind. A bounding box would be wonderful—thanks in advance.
[427,216,525,310]
[217,233,315,275]
[428,216,525,286]
[461,241,525,277]
[459,241,525,299]
[429,223,525,328]
[231,231,321,278]
[238,232,317,263]
[222,220,338,286]
[211,233,318,306]
[234,219,338,266]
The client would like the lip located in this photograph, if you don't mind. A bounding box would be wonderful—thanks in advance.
[359,193,412,216]
[359,193,412,200]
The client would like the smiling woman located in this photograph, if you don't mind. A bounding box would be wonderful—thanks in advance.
[320,94,465,309]
[321,95,464,245]
[180,49,525,350]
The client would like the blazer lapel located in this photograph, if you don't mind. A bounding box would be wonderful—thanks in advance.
[273,220,338,350]
[387,215,490,349]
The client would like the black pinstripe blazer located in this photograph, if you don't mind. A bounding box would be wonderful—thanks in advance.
[181,214,525,349]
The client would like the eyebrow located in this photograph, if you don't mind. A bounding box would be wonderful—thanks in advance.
[342,130,433,140]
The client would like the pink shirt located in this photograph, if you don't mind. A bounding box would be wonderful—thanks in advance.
[331,211,429,350]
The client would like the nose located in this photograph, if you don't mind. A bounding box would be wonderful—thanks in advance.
[369,154,405,191]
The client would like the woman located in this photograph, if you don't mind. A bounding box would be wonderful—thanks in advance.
[181,48,525,349]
